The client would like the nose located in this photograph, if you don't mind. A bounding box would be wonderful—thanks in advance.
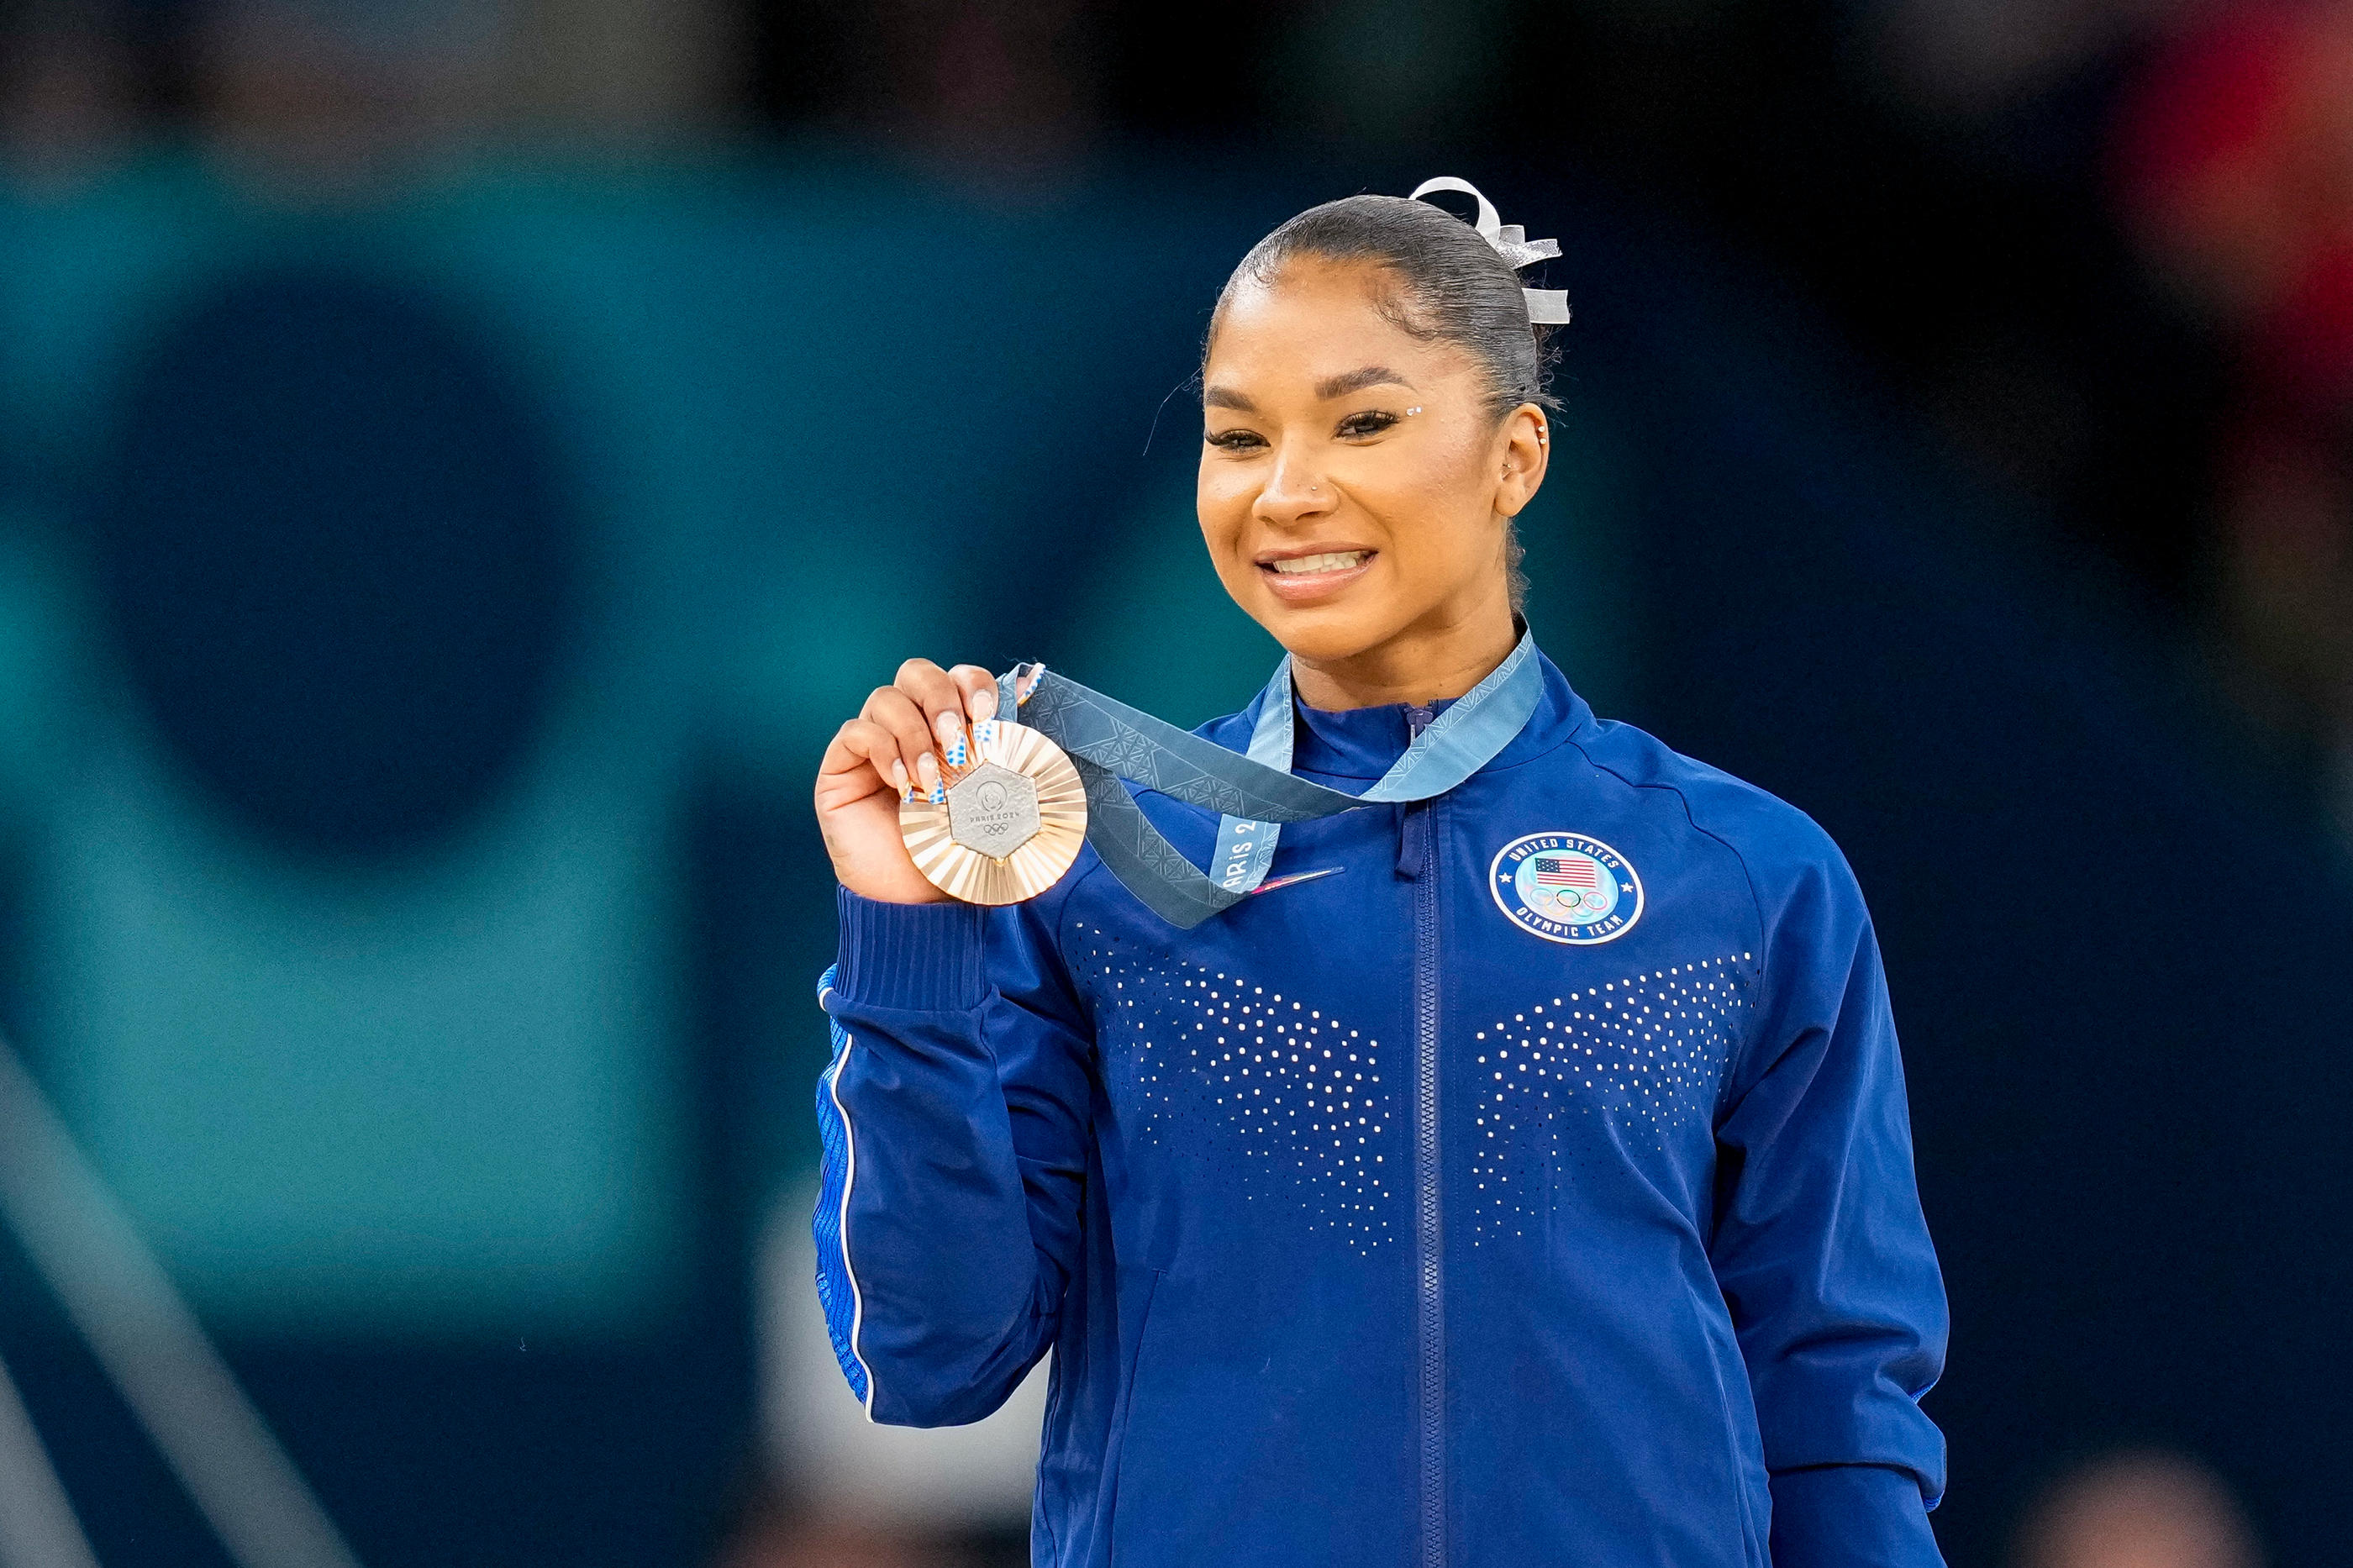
[1254,444,1335,529]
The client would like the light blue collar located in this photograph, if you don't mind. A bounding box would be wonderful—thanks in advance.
[1215,630,1543,894]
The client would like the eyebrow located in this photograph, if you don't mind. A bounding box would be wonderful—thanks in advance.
[1203,366,1418,413]
[1315,366,1415,400]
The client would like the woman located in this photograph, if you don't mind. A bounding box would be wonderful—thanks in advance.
[811,181,1947,1567]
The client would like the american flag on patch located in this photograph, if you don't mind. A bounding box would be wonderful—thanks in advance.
[1533,856,1598,888]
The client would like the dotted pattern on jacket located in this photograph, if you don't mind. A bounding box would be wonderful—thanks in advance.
[1078,923,1398,1253]
[1467,955,1753,1242]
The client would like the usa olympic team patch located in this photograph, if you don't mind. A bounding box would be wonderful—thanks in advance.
[1490,833,1643,945]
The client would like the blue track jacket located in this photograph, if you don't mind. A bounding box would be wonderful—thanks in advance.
[814,652,1947,1567]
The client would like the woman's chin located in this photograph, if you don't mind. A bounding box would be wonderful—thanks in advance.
[1254,602,1399,665]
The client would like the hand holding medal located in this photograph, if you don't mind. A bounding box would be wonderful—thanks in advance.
[898,687,1088,905]
[814,658,1087,908]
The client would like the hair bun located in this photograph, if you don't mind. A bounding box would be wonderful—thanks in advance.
[1408,177,1571,326]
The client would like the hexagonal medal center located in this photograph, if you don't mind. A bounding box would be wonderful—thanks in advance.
[946,760,1040,860]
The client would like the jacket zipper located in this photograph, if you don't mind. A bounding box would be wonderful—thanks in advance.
[1403,705,1445,1568]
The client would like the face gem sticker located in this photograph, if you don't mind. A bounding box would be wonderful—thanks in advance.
[945,760,1041,860]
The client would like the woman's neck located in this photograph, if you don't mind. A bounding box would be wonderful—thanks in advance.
[1288,606,1520,712]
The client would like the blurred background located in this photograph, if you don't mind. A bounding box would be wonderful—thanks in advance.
[0,1,2345,1565]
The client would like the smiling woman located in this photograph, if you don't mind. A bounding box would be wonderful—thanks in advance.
[808,181,1950,1568]
[1195,192,1558,708]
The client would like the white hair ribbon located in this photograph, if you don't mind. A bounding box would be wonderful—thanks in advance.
[1408,176,1571,326]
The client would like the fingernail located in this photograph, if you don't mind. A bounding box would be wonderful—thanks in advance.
[889,759,910,797]
[937,711,967,769]
[973,718,998,750]
[917,752,942,801]
[971,686,998,723]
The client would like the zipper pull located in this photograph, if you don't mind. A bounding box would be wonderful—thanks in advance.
[1397,705,1436,880]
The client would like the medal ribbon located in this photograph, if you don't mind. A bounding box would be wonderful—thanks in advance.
[998,631,1542,928]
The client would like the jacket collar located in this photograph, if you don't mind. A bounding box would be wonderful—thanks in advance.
[1255,647,1592,782]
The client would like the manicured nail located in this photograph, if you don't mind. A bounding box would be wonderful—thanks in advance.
[916,752,943,802]
[971,686,998,723]
[973,718,998,750]
[937,712,967,769]
[889,759,910,798]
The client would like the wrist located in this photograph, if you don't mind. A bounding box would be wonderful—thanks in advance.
[818,813,952,906]
[835,875,953,906]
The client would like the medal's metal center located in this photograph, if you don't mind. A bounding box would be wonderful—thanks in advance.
[946,760,1041,860]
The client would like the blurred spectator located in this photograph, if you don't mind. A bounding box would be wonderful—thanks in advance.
[1849,0,2353,842]
[2,0,735,197]
[2113,2,2353,834]
[2015,1450,2263,1568]
[0,0,143,181]
[187,0,508,194]
[754,0,1103,177]
[2113,3,2353,329]
[502,0,738,142]
[1871,0,2198,118]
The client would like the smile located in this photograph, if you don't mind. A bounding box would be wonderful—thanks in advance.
[1267,550,1372,575]
[1255,547,1377,603]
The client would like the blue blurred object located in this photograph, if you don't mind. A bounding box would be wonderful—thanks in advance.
[97,271,578,860]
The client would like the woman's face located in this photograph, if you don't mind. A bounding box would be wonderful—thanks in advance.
[1198,255,1546,670]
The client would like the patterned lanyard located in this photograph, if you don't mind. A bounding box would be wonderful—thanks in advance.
[1004,631,1542,928]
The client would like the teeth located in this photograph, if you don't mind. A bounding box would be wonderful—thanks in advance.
[1269,551,1370,575]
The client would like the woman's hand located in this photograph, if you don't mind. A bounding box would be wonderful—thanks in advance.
[816,659,1003,904]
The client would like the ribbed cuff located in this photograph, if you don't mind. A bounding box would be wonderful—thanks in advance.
[1769,1465,1943,1568]
[832,887,990,1011]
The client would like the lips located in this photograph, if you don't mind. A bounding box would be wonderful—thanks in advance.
[1255,546,1377,602]
[1266,550,1371,575]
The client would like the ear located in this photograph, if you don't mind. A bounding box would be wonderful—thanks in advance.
[1494,403,1550,519]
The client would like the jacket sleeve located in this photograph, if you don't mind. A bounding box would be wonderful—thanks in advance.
[812,881,1096,1427]
[1708,838,1949,1568]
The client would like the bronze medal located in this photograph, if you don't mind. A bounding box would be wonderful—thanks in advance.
[899,719,1087,904]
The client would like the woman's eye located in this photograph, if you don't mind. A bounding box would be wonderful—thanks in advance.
[1336,410,1401,439]
[1205,428,1267,451]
